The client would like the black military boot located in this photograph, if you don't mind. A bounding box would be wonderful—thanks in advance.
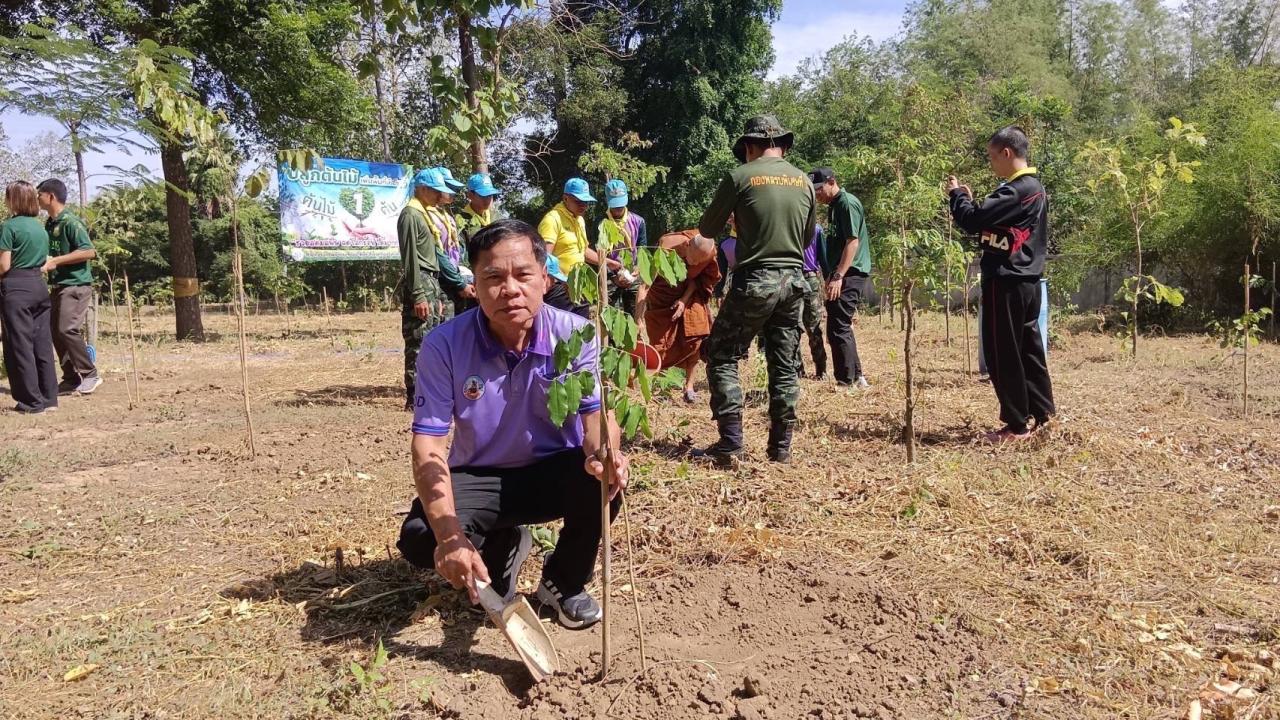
[810,337,828,381]
[693,414,744,467]
[766,421,794,463]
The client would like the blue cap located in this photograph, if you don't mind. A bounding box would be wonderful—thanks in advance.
[466,173,502,197]
[563,177,596,203]
[412,168,452,194]
[433,166,464,192]
[604,178,629,209]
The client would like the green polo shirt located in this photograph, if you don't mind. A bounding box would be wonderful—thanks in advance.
[46,209,94,286]
[0,216,50,270]
[821,189,872,277]
[698,156,816,272]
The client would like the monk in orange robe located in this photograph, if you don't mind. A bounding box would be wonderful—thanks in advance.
[643,230,721,402]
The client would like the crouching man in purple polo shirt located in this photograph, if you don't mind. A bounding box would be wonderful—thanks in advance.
[397,218,629,629]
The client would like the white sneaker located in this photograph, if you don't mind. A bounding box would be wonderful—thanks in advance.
[854,376,870,389]
[77,376,103,395]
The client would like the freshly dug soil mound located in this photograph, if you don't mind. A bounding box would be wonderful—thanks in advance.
[514,561,1000,719]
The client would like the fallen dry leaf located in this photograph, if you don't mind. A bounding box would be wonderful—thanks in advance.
[63,663,99,682]
[1031,676,1062,694]
[1186,699,1202,720]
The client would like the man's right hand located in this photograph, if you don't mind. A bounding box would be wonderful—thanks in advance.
[433,535,489,604]
[414,301,431,320]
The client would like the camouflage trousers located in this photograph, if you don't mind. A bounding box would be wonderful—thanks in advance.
[798,272,828,378]
[402,274,449,406]
[706,266,807,424]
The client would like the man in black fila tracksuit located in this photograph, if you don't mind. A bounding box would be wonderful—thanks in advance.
[947,126,1055,442]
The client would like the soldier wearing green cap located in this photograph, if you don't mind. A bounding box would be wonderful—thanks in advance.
[398,168,452,410]
[691,115,816,464]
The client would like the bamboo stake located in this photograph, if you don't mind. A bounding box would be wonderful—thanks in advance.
[1243,262,1250,417]
[1271,261,1276,341]
[621,491,646,673]
[123,270,141,407]
[593,261,613,681]
[903,277,916,463]
[963,261,972,376]
[232,199,257,457]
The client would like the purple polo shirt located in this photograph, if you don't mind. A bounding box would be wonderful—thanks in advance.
[802,224,822,273]
[411,304,601,469]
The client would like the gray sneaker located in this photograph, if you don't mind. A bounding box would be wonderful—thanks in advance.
[536,579,602,629]
[76,376,103,395]
[853,376,870,390]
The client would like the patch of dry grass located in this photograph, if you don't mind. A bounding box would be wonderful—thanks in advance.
[0,307,1276,719]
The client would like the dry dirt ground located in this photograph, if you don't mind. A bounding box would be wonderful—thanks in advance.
[1,306,1277,720]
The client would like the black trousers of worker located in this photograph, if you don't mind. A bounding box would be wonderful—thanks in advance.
[825,272,870,384]
[398,448,620,597]
[981,276,1055,432]
[543,279,590,319]
[1,269,59,411]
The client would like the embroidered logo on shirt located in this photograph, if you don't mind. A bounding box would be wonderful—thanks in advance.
[749,175,807,188]
[462,375,485,400]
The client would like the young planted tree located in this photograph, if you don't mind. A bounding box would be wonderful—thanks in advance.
[1076,118,1206,358]
[543,211,686,679]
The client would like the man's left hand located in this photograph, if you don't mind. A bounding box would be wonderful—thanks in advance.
[826,279,842,302]
[586,449,629,500]
[41,259,56,273]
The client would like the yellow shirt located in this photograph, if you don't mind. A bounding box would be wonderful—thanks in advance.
[537,202,589,273]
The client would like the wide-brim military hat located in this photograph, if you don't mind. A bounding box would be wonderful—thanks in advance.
[732,115,795,163]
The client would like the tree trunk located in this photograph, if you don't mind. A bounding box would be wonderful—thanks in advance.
[903,278,916,463]
[458,12,487,173]
[160,141,205,341]
[74,148,88,209]
[369,7,392,162]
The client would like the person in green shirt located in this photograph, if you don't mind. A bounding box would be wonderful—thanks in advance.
[399,168,451,410]
[0,181,59,413]
[809,167,872,389]
[691,115,817,465]
[36,178,101,395]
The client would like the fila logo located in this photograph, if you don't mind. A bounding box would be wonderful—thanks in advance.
[981,231,1009,251]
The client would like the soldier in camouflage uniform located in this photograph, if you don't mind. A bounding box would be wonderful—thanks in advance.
[692,115,817,464]
[399,169,452,410]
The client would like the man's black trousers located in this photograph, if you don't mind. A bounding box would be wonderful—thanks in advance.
[981,276,1055,432]
[1,269,59,411]
[825,273,870,384]
[398,448,619,597]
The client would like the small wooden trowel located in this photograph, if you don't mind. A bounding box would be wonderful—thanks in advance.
[474,580,560,682]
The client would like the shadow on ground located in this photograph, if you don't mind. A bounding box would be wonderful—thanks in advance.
[281,384,405,408]
[223,557,535,696]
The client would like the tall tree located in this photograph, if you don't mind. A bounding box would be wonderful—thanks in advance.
[0,24,137,206]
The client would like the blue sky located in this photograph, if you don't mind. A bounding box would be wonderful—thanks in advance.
[0,0,909,199]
